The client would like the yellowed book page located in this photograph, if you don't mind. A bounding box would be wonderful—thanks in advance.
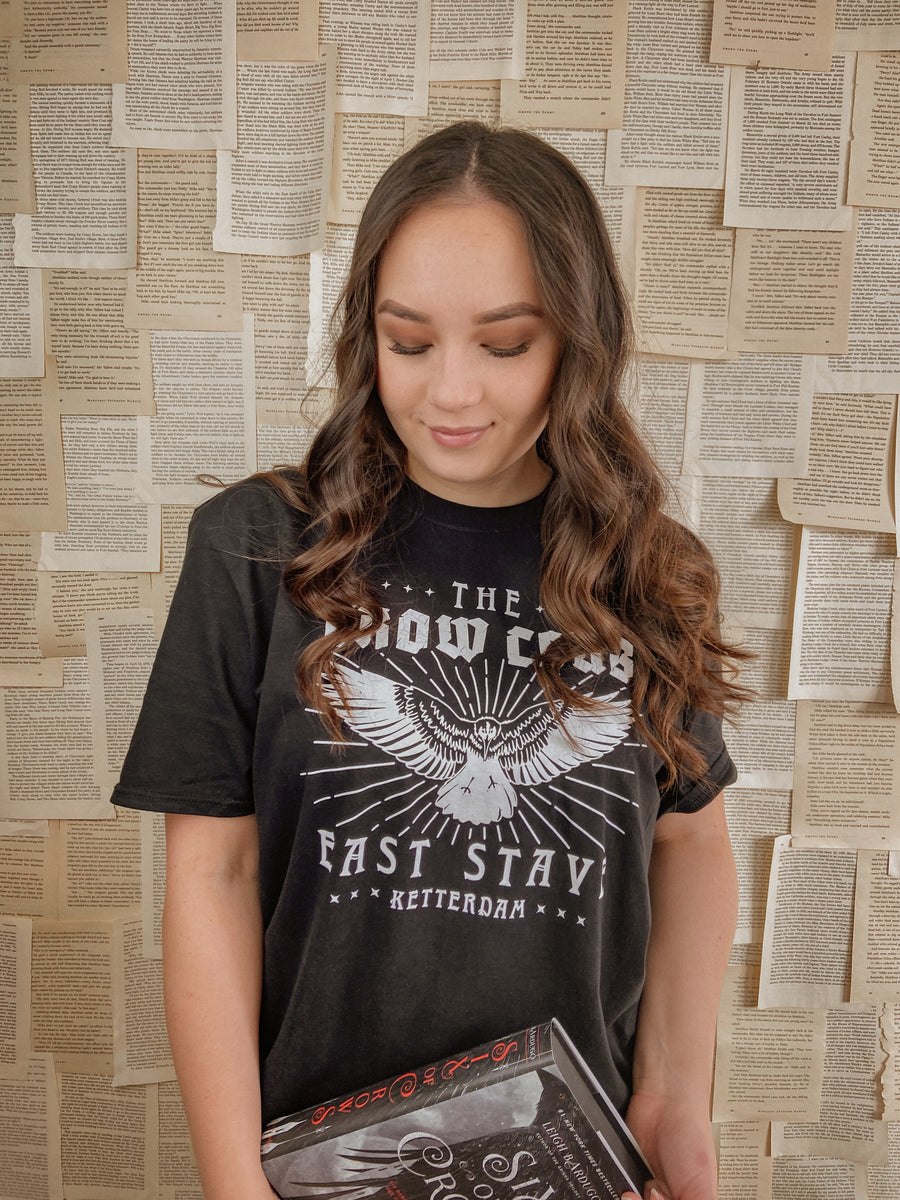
[58,1072,157,1199]
[816,208,900,393]
[111,0,237,150]
[13,86,137,269]
[46,270,154,413]
[895,561,900,712]
[31,919,114,1072]
[59,807,142,921]
[158,1079,201,1197]
[0,914,30,1077]
[758,836,855,1008]
[431,0,525,81]
[788,527,894,704]
[881,1006,900,1119]
[0,377,66,532]
[724,55,854,231]
[0,530,63,686]
[698,477,796,631]
[728,225,855,355]
[411,80,502,137]
[629,357,690,482]
[36,571,152,658]
[605,0,729,187]
[85,609,157,794]
[237,0,318,60]
[39,415,161,573]
[0,216,43,378]
[0,825,58,916]
[125,150,242,334]
[835,0,900,50]
[0,0,24,38]
[633,188,733,358]
[792,701,900,851]
[851,851,900,1004]
[867,1120,900,1199]
[322,0,430,116]
[715,1120,768,1200]
[0,1053,63,1200]
[135,320,256,505]
[140,811,165,959]
[256,423,316,474]
[112,917,174,1085]
[848,51,900,209]
[329,112,406,224]
[0,659,109,820]
[0,40,34,214]
[684,354,813,478]
[7,0,127,84]
[724,785,792,943]
[726,626,795,791]
[307,222,357,386]
[778,393,896,534]
[771,1006,888,1164]
[213,52,336,255]
[242,254,311,423]
[713,963,826,1121]
[499,0,626,129]
[148,505,194,640]
[711,0,837,70]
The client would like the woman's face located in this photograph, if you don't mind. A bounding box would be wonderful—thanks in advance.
[373,198,561,507]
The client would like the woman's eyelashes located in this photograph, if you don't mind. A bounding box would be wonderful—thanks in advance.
[386,339,532,358]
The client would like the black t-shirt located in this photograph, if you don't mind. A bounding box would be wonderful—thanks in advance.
[112,475,736,1124]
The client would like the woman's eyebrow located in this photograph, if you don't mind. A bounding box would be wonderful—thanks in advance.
[375,299,544,324]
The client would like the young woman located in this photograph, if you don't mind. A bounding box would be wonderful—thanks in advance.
[113,122,747,1200]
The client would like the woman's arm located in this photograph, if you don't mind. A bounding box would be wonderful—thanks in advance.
[163,812,276,1200]
[623,792,738,1200]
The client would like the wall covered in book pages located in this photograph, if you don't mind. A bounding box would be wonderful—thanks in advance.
[1,1,899,1197]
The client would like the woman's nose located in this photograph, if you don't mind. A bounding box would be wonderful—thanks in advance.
[428,348,482,410]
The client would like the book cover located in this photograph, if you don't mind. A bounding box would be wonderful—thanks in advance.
[261,1020,651,1200]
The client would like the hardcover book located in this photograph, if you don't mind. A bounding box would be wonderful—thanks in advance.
[260,1019,652,1200]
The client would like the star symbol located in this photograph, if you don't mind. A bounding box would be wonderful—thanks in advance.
[536,904,546,915]
[425,588,434,596]
[577,915,586,927]
[371,887,380,898]
[330,894,340,904]
[403,583,412,593]
[556,908,566,919]
[350,890,359,900]
[381,580,390,589]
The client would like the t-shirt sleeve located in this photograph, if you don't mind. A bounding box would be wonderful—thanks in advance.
[110,481,291,817]
[657,706,737,816]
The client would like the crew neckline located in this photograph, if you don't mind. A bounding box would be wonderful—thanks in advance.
[393,476,549,532]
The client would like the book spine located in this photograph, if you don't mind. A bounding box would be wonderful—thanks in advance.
[262,1022,555,1159]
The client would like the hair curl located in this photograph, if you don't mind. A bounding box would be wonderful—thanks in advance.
[261,121,750,788]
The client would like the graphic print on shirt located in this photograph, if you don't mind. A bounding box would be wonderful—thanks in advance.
[310,575,641,926]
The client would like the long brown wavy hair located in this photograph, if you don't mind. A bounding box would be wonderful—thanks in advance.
[263,121,750,788]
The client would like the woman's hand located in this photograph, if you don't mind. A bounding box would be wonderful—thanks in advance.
[621,1088,719,1200]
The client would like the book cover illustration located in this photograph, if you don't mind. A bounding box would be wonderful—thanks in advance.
[261,1021,651,1200]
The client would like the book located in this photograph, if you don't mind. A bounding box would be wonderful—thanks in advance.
[260,1019,652,1200]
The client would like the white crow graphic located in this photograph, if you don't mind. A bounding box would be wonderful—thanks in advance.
[323,663,632,824]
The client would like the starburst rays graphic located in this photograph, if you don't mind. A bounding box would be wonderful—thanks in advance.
[306,649,639,854]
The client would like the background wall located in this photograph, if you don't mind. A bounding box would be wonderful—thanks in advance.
[1,2,899,1199]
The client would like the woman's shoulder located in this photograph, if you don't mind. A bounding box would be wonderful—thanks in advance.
[187,469,312,560]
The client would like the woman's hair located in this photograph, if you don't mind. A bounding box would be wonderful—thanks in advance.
[263,121,750,787]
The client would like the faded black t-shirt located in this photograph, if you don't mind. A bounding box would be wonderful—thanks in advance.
[112,475,736,1125]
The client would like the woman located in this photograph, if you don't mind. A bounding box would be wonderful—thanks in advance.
[113,122,747,1200]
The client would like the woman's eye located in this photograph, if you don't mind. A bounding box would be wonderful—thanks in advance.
[486,343,530,359]
[388,340,429,356]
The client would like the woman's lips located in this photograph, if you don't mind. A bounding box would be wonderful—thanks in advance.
[428,425,489,447]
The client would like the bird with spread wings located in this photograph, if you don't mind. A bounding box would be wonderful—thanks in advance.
[322,662,632,825]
